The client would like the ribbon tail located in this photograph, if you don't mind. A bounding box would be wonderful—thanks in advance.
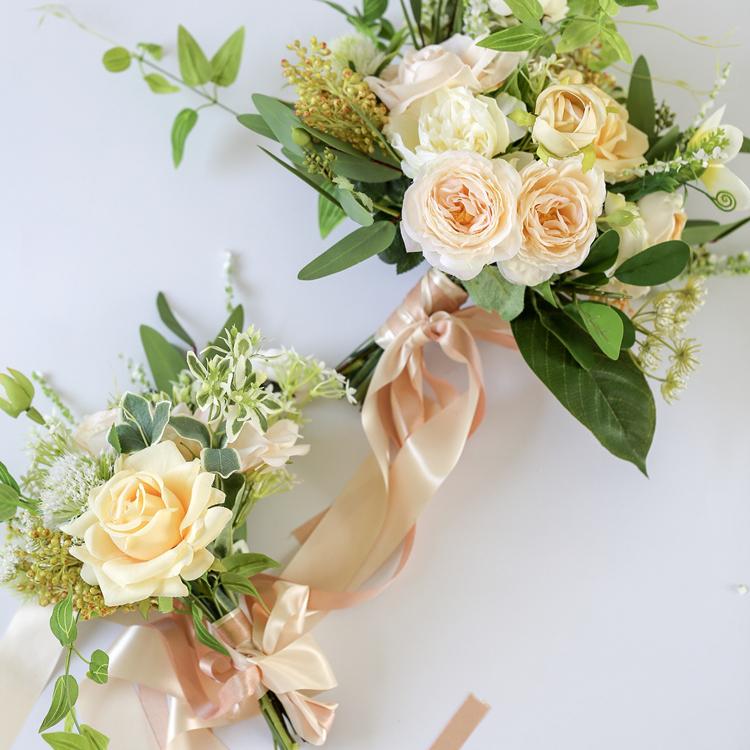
[0,603,63,748]
[278,692,337,747]
[428,694,490,750]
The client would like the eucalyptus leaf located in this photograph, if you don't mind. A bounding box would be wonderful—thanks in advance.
[299,221,397,280]
[577,302,624,360]
[512,305,655,474]
[210,27,245,86]
[252,95,305,157]
[201,448,241,478]
[236,114,277,142]
[156,292,196,348]
[464,266,525,321]
[259,147,342,209]
[143,73,180,94]
[140,325,187,393]
[319,194,346,238]
[336,188,374,226]
[614,240,690,286]
[177,25,212,86]
[681,216,750,245]
[579,229,620,273]
[171,108,198,168]
[627,56,656,142]
[50,594,77,647]
[102,47,131,73]
[39,675,79,732]
[330,152,401,183]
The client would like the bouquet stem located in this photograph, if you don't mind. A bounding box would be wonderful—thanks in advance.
[259,693,299,750]
[337,336,383,404]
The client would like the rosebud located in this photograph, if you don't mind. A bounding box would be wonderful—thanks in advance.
[0,368,44,424]
[291,127,312,148]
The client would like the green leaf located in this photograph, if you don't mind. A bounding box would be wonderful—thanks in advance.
[533,279,559,307]
[143,73,180,94]
[298,221,397,280]
[157,292,196,348]
[741,136,750,154]
[627,56,656,142]
[210,27,245,86]
[122,392,153,435]
[177,25,212,86]
[580,229,620,273]
[614,307,637,349]
[201,448,241,478]
[681,216,750,245]
[557,19,601,53]
[211,305,244,348]
[259,147,342,210]
[503,0,543,26]
[363,0,388,22]
[41,733,92,750]
[40,675,79,732]
[330,152,401,183]
[464,266,525,321]
[410,0,423,24]
[107,425,121,455]
[137,42,164,60]
[646,125,680,161]
[378,231,424,274]
[616,0,657,7]
[140,325,187,393]
[601,26,632,64]
[50,594,77,647]
[614,240,690,286]
[158,597,174,613]
[223,552,279,577]
[191,604,229,656]
[80,725,109,750]
[577,302,624,360]
[102,47,131,73]
[220,572,263,601]
[0,483,20,522]
[336,188,374,227]
[236,113,277,142]
[512,306,655,473]
[0,460,20,493]
[535,300,598,370]
[113,424,146,454]
[168,416,211,449]
[86,650,109,685]
[300,123,365,158]
[478,25,546,51]
[252,95,305,157]
[319,194,346,239]
[171,108,198,168]
[150,401,171,444]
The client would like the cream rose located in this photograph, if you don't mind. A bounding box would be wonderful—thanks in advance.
[74,409,118,455]
[593,90,649,179]
[62,441,231,606]
[231,419,310,472]
[532,84,608,157]
[386,87,512,177]
[499,156,606,285]
[365,35,523,115]
[401,150,522,280]
[490,0,569,22]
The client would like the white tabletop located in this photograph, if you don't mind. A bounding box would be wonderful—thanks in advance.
[1,1,749,748]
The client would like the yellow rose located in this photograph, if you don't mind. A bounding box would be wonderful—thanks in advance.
[532,84,608,157]
[593,90,649,180]
[62,441,231,606]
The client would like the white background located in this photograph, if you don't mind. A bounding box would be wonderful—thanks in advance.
[1,1,750,748]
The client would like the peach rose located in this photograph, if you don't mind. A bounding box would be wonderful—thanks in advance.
[401,150,522,280]
[62,441,231,606]
[366,35,523,115]
[532,84,608,157]
[499,156,606,285]
[593,90,649,179]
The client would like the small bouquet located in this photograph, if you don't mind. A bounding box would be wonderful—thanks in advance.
[238,0,750,472]
[0,293,350,750]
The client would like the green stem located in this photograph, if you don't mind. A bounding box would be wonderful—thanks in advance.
[372,201,400,217]
[259,693,299,750]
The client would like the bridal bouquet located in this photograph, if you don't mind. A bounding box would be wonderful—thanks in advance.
[238,0,749,473]
[0,293,349,750]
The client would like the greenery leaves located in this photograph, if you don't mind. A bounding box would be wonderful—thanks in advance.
[318,194,346,239]
[157,292,196,349]
[86,650,110,685]
[614,240,690,286]
[40,676,79,732]
[298,221,397,280]
[512,299,656,474]
[627,56,656,143]
[191,604,229,656]
[140,325,186,394]
[101,47,131,73]
[171,108,199,167]
[464,267,525,321]
[177,25,212,86]
[210,27,245,87]
[50,595,77,647]
[201,448,241,478]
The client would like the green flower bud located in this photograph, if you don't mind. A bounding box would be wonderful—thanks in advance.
[291,127,312,148]
[0,368,43,423]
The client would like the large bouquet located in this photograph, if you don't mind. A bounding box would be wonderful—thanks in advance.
[0,292,349,750]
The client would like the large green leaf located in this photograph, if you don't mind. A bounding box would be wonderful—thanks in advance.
[580,229,620,273]
[298,222,397,280]
[627,56,656,142]
[156,292,196,349]
[140,325,186,393]
[464,266,525,321]
[478,25,546,51]
[681,216,750,245]
[614,240,690,285]
[177,25,211,86]
[252,95,305,157]
[512,305,655,473]
[210,27,245,86]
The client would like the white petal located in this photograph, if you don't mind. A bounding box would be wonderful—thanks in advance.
[701,165,750,212]
[498,256,552,286]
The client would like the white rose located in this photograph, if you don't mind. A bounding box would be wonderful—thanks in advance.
[532,84,608,157]
[231,419,310,472]
[74,409,118,455]
[401,150,522,280]
[365,35,523,115]
[604,193,648,265]
[386,87,512,177]
[62,441,231,606]
[639,191,687,246]
[499,157,606,285]
[490,0,569,22]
